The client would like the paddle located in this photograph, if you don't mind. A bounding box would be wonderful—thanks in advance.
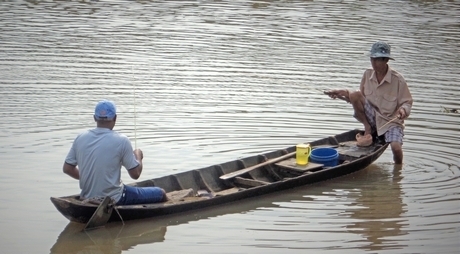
[84,196,114,230]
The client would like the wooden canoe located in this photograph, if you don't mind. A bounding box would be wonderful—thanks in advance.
[50,129,388,224]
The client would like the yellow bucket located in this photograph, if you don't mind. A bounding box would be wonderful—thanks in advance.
[296,143,312,165]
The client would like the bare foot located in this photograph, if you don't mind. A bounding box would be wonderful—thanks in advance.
[364,127,372,136]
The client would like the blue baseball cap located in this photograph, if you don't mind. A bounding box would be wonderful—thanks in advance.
[369,41,394,60]
[94,100,116,121]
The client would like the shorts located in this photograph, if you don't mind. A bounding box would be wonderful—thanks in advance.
[116,185,165,205]
[364,100,404,144]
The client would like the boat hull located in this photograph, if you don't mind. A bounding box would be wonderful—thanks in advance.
[51,129,388,224]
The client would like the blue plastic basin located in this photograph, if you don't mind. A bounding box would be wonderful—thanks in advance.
[310,148,339,167]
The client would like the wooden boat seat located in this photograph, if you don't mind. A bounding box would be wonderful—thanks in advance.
[214,187,240,196]
[275,158,324,174]
[233,177,269,187]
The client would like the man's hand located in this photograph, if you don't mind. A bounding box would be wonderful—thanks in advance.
[324,90,350,103]
[134,149,143,161]
[398,108,407,119]
[129,149,144,180]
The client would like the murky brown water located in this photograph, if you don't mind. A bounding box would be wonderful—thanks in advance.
[0,0,459,253]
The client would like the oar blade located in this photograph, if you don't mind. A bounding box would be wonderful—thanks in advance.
[84,196,113,230]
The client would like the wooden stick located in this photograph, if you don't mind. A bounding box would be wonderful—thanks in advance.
[219,151,296,180]
[378,116,399,131]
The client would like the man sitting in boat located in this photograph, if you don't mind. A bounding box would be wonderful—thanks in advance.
[62,100,167,205]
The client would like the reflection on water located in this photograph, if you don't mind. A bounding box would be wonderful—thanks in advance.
[50,194,282,253]
[51,222,166,254]
[344,164,407,251]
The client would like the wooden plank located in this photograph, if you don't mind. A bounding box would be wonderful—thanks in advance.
[275,158,324,173]
[233,177,269,187]
[214,187,240,196]
[84,196,113,230]
[219,151,295,180]
[219,145,339,181]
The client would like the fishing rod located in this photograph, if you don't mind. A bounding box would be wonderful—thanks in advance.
[132,66,137,149]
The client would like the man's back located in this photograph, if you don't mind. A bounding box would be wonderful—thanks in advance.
[65,127,138,201]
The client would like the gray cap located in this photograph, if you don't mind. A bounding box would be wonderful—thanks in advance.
[369,41,394,60]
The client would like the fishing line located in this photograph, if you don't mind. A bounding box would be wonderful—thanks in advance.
[132,66,137,149]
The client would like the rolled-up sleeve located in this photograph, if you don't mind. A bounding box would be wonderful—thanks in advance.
[398,77,413,116]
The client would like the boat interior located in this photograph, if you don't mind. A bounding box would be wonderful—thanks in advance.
[123,130,386,205]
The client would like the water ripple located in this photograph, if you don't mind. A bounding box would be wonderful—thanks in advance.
[0,0,459,253]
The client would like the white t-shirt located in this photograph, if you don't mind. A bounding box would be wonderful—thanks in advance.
[65,127,138,202]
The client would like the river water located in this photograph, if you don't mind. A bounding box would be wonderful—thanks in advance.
[0,0,459,253]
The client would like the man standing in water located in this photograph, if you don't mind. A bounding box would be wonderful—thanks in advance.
[325,41,413,164]
[63,100,167,205]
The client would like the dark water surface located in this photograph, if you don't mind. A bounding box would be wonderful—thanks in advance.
[0,0,459,253]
